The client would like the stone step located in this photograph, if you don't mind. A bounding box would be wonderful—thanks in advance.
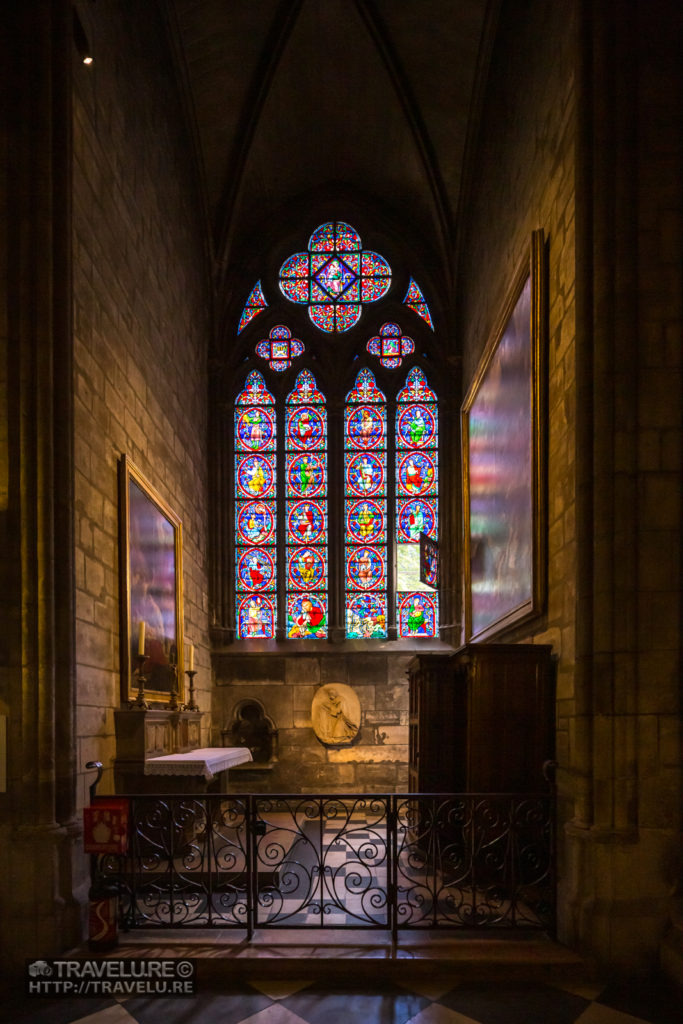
[74,929,592,986]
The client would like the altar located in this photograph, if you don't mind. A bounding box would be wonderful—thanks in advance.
[114,709,252,793]
[144,746,253,784]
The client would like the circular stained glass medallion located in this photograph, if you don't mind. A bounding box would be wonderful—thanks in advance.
[397,452,436,496]
[287,500,325,544]
[235,407,275,452]
[397,500,436,543]
[347,499,385,544]
[287,454,326,498]
[346,546,384,590]
[286,406,325,451]
[236,548,276,592]
[398,593,437,637]
[236,456,275,499]
[346,452,384,497]
[346,593,387,639]
[346,405,384,449]
[287,547,325,590]
[236,502,275,545]
[397,404,436,449]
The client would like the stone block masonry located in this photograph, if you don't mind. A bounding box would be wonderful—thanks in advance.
[71,2,212,804]
[213,652,411,793]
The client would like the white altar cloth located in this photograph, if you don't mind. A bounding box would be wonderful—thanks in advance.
[144,747,253,781]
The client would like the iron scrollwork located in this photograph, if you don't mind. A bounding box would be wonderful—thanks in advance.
[93,791,555,935]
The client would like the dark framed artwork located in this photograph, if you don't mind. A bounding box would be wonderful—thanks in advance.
[119,455,184,703]
[461,231,547,642]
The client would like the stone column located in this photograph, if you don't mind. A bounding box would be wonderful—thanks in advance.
[569,0,682,971]
[0,0,80,975]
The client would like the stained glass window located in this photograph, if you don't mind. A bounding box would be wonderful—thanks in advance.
[285,370,328,638]
[234,371,277,638]
[396,366,439,637]
[238,281,268,334]
[278,222,391,333]
[403,279,434,330]
[367,322,415,369]
[344,369,387,638]
[256,325,304,371]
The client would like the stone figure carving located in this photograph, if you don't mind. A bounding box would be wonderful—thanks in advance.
[312,684,361,746]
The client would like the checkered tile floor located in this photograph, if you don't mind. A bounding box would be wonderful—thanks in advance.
[8,811,679,1022]
[259,817,389,927]
[7,974,682,1024]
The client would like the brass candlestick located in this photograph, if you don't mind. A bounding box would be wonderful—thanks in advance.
[184,669,199,712]
[129,652,149,709]
[168,665,180,711]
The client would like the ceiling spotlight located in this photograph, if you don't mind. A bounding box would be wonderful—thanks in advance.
[73,10,93,66]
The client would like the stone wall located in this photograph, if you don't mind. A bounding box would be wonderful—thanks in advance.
[458,0,682,972]
[457,0,577,937]
[72,2,212,806]
[213,651,413,792]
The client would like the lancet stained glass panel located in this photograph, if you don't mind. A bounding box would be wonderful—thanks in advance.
[286,370,328,638]
[235,371,276,638]
[345,369,387,638]
[395,367,439,638]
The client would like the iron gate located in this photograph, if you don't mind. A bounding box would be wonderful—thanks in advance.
[95,792,555,938]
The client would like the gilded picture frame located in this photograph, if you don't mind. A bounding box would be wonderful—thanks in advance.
[461,231,547,642]
[119,455,184,704]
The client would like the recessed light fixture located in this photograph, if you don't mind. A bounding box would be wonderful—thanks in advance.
[73,9,93,66]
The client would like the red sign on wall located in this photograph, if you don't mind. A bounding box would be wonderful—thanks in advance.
[83,799,129,854]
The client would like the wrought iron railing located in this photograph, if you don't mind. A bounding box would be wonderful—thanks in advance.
[95,792,555,938]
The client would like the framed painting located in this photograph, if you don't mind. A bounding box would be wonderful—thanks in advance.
[461,231,547,642]
[119,455,184,704]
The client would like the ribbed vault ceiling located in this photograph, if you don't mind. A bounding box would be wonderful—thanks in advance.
[171,0,493,308]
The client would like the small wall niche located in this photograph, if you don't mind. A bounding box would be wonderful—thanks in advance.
[222,699,278,765]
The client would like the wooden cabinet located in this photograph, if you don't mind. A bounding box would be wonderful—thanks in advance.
[407,652,462,793]
[408,643,555,793]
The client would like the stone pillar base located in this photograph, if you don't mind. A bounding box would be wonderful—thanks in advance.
[0,821,86,986]
[560,823,679,974]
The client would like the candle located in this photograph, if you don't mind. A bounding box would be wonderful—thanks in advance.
[137,620,146,656]
[187,644,194,672]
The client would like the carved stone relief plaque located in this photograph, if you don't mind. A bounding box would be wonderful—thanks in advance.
[312,683,361,746]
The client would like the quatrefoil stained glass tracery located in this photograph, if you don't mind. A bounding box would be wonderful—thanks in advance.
[367,322,415,369]
[279,222,391,333]
[255,325,304,371]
